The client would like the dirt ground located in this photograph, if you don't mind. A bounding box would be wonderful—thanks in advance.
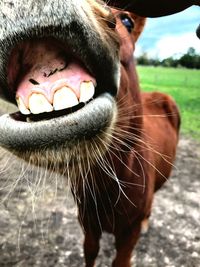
[0,135,199,267]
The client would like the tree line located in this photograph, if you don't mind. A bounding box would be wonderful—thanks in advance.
[136,47,200,69]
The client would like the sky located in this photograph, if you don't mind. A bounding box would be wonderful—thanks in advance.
[136,6,200,60]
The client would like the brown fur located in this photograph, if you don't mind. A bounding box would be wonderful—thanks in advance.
[0,2,180,266]
[78,9,180,267]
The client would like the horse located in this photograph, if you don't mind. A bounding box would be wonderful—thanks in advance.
[0,1,183,266]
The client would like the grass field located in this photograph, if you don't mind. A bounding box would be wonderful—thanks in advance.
[137,66,200,140]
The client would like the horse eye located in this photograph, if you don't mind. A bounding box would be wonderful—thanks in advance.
[120,15,134,33]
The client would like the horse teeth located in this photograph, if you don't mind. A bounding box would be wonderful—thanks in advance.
[29,93,53,114]
[53,86,79,111]
[18,82,94,116]
[79,81,95,103]
[16,97,31,115]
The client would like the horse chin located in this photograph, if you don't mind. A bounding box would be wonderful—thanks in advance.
[0,93,118,173]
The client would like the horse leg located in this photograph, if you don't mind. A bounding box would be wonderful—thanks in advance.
[112,222,141,267]
[84,230,101,267]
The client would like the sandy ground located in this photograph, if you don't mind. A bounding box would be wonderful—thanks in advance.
[0,135,199,267]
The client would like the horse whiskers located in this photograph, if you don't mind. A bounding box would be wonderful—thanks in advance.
[109,133,175,181]
[90,148,116,231]
[90,137,139,208]
[0,114,175,229]
[97,132,147,189]
[97,125,176,189]
[117,96,178,120]
[107,123,177,169]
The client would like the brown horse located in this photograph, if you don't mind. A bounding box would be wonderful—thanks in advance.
[0,1,182,266]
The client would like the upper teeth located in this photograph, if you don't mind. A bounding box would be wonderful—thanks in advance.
[53,86,79,111]
[79,81,95,103]
[29,93,54,114]
[16,97,31,115]
[16,81,95,115]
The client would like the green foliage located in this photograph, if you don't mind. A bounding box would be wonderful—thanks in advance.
[179,47,200,69]
[137,66,200,139]
[162,57,179,68]
[136,47,200,69]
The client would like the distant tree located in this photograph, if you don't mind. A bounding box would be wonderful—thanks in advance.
[136,47,200,69]
[162,57,178,68]
[179,47,200,69]
[137,53,161,66]
[137,53,149,65]
[149,58,160,66]
[187,47,196,56]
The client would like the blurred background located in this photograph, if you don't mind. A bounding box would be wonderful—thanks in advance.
[136,6,199,61]
[136,5,200,140]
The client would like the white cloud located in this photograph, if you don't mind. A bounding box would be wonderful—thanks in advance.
[147,32,200,60]
[135,6,200,60]
[135,44,143,58]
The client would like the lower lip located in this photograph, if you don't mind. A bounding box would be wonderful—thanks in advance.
[0,93,116,152]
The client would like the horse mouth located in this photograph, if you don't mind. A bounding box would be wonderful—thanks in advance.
[8,38,98,118]
[0,37,119,152]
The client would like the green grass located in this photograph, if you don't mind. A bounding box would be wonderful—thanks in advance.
[137,66,200,140]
